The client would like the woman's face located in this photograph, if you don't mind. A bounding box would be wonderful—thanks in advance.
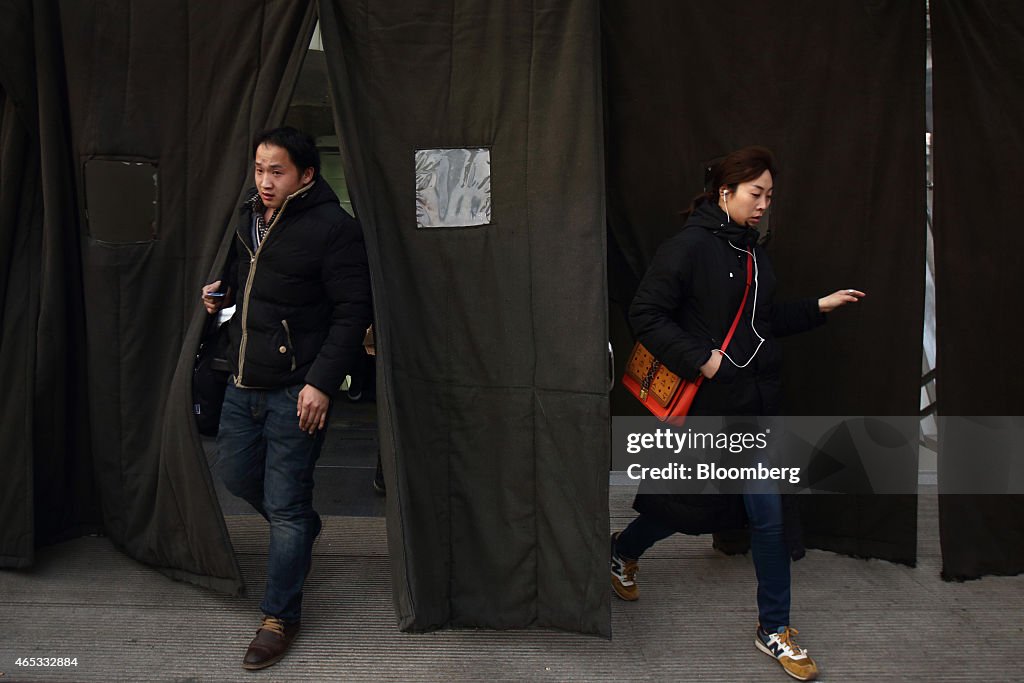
[719,170,773,228]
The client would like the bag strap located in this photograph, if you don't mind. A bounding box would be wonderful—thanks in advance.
[641,358,661,395]
[640,252,753,393]
[719,252,754,353]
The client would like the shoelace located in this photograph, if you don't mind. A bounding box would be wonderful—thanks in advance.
[613,554,638,582]
[259,616,286,637]
[776,627,808,657]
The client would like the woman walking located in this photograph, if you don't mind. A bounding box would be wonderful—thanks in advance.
[612,146,863,681]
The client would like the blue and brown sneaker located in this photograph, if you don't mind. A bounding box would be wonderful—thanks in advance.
[610,532,639,601]
[755,625,819,681]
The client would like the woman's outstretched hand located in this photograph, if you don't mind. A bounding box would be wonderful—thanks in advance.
[818,288,866,313]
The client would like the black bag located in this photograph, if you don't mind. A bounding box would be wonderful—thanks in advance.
[193,316,231,436]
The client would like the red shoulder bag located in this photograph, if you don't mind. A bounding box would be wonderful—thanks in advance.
[621,253,753,424]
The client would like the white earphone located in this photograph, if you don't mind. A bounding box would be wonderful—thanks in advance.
[717,242,765,369]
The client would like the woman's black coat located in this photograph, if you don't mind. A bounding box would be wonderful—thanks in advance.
[629,198,825,557]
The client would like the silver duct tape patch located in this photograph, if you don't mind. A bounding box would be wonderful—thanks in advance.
[415,148,492,227]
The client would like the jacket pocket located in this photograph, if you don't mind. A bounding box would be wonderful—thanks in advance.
[281,320,297,372]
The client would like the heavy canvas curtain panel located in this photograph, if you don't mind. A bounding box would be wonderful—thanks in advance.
[0,0,97,568]
[318,0,610,634]
[46,0,316,592]
[603,0,926,563]
[931,0,1024,580]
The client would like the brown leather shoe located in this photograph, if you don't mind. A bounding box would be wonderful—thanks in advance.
[242,615,300,671]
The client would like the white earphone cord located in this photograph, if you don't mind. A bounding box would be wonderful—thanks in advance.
[717,241,764,368]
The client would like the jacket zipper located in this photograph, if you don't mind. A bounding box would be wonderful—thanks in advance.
[235,182,314,387]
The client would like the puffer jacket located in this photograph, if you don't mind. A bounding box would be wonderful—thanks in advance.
[629,197,825,557]
[223,178,372,394]
[629,197,824,416]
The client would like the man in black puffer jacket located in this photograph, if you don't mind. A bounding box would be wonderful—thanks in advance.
[201,127,372,671]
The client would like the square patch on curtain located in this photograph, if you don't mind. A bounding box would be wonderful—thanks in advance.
[84,157,159,242]
[415,148,491,227]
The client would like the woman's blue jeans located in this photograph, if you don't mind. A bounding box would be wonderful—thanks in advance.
[616,490,791,631]
[214,383,325,623]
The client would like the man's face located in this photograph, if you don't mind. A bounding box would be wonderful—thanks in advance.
[254,143,313,210]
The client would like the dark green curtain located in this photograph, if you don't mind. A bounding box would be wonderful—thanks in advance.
[318,0,611,634]
[931,0,1024,580]
[602,0,926,564]
[0,0,96,568]
[55,0,317,593]
[0,0,317,593]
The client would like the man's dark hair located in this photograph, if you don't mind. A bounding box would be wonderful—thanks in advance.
[252,126,320,177]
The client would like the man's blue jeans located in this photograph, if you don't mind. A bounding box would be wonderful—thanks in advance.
[616,490,791,630]
[214,383,325,623]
